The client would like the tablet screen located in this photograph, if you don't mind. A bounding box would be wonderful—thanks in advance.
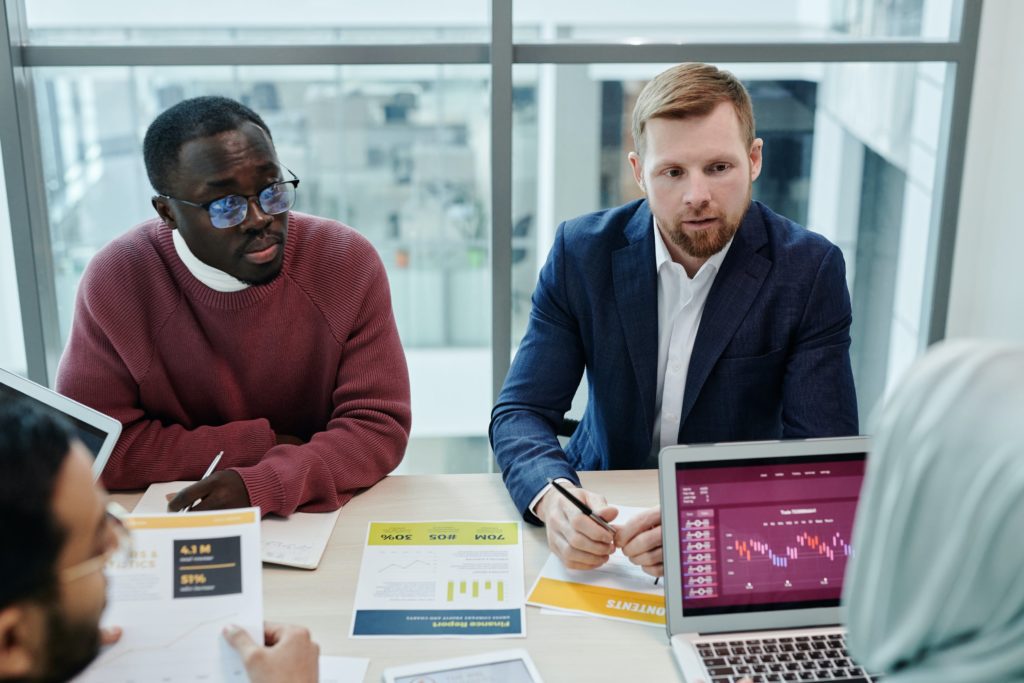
[0,382,109,456]
[394,657,535,683]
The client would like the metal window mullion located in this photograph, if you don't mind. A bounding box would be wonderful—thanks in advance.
[514,40,969,64]
[489,0,513,473]
[1,1,62,384]
[21,41,974,70]
[22,43,490,67]
[924,0,983,344]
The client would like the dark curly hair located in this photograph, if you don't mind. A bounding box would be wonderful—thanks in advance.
[142,95,272,195]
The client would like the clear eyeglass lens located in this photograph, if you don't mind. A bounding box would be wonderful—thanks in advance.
[208,194,249,229]
[260,182,295,215]
[108,510,133,564]
[109,542,132,567]
[205,183,294,229]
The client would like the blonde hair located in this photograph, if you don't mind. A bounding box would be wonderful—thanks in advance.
[631,63,755,156]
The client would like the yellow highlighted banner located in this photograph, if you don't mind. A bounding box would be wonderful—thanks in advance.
[126,510,258,530]
[367,521,519,546]
[528,577,666,625]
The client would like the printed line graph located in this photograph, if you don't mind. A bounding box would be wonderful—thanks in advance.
[76,612,248,682]
[90,613,237,668]
[380,559,433,573]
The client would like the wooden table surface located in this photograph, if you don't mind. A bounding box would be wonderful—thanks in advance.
[117,469,678,682]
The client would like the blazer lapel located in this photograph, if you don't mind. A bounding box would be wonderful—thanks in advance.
[679,204,772,431]
[613,203,658,446]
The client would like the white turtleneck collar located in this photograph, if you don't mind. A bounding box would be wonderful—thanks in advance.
[171,228,251,293]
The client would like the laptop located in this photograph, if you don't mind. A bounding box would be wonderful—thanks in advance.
[659,437,879,683]
[0,367,121,481]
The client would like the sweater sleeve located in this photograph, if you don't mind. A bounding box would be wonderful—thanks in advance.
[56,246,276,489]
[232,252,412,516]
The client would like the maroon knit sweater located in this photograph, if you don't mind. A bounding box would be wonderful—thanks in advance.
[56,212,411,516]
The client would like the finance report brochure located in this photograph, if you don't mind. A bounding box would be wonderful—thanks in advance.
[351,521,525,637]
[75,508,263,683]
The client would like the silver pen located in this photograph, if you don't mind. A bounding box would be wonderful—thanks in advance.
[183,450,224,512]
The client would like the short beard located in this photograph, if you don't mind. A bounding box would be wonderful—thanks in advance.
[30,602,101,683]
[667,217,740,259]
[664,189,751,260]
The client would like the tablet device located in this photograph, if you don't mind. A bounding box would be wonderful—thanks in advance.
[381,649,544,683]
[0,367,121,481]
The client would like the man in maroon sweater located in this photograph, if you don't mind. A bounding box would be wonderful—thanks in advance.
[56,96,412,517]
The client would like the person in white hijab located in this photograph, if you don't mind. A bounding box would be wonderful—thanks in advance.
[843,339,1024,682]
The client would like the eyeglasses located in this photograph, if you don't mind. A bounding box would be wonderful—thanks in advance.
[59,502,133,584]
[159,168,300,229]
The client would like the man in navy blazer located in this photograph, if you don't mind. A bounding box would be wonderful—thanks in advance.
[490,63,858,577]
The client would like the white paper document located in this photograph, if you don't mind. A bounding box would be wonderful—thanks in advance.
[74,508,263,683]
[319,655,371,682]
[351,521,525,638]
[135,481,341,569]
[527,505,666,627]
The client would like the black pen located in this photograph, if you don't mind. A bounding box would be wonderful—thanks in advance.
[549,479,660,586]
[548,478,616,533]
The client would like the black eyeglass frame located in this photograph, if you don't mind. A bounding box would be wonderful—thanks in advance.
[157,167,300,229]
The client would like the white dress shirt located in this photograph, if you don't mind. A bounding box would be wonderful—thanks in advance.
[650,217,732,460]
[528,217,732,516]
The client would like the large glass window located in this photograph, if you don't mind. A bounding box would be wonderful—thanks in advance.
[33,64,493,471]
[3,0,972,472]
[512,61,948,421]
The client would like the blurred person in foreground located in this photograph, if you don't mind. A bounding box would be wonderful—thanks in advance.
[0,399,318,683]
[843,339,1024,682]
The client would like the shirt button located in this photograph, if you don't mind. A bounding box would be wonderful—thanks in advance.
[670,363,682,373]
[663,412,676,422]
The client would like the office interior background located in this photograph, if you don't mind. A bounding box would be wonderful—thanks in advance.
[1,0,1020,474]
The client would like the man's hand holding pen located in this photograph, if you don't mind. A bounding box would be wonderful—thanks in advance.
[167,451,251,512]
[536,480,664,579]
[168,470,251,512]
[614,507,664,579]
[535,483,619,570]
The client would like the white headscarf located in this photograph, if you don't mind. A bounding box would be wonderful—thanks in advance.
[843,340,1024,682]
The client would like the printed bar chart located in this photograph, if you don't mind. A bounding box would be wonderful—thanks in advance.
[446,580,507,602]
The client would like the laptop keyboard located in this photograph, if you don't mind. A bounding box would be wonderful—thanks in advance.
[696,633,882,682]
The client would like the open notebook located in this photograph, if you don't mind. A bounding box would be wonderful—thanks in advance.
[134,482,341,570]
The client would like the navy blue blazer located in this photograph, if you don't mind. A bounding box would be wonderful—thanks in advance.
[490,199,859,521]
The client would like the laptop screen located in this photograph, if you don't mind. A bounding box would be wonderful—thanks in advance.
[675,452,866,617]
